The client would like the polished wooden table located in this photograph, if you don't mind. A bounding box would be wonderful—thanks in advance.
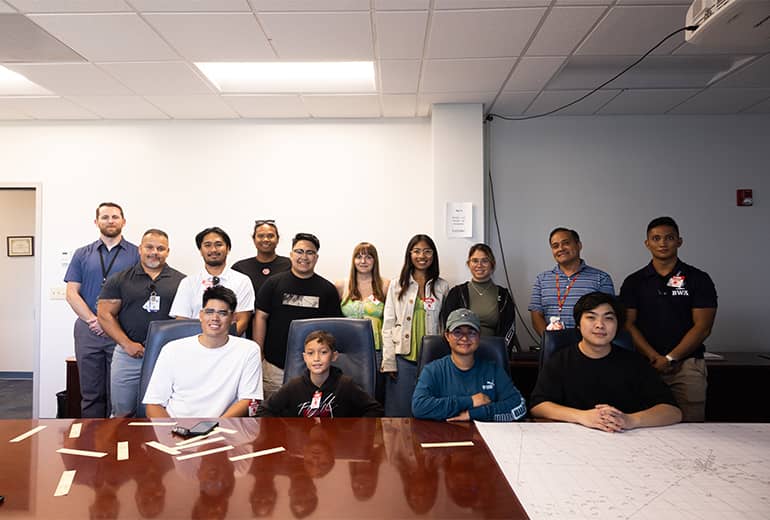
[0,418,527,519]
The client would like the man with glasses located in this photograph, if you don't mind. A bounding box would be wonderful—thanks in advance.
[254,233,342,397]
[412,309,526,422]
[169,227,254,336]
[143,286,263,418]
[232,220,291,339]
[97,229,185,417]
[64,202,140,417]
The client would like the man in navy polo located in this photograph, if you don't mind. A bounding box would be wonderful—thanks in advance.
[64,202,139,417]
[620,216,717,422]
[529,227,615,335]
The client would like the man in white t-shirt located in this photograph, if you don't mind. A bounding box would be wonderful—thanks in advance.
[144,286,263,418]
[169,226,254,335]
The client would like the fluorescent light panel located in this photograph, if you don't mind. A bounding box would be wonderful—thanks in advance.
[195,61,376,93]
[0,66,54,96]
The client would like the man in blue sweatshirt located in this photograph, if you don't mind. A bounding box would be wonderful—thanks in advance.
[412,308,526,422]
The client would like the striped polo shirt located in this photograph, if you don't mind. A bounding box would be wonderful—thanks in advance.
[528,260,615,328]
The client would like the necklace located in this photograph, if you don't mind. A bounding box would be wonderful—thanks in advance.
[469,280,491,296]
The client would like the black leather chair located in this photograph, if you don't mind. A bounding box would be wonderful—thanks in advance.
[539,328,634,369]
[417,335,511,377]
[135,318,203,418]
[283,318,377,397]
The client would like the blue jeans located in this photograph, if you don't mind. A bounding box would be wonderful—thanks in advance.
[384,356,417,417]
[110,345,143,417]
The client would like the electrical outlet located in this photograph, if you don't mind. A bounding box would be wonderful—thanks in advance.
[50,286,67,300]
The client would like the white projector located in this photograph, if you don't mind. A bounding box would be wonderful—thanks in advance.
[686,0,770,50]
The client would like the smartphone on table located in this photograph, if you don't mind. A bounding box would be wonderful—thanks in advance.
[171,421,218,438]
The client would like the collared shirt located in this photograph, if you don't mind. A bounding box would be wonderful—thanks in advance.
[64,238,140,313]
[169,266,255,318]
[620,259,717,358]
[98,263,185,344]
[528,260,615,328]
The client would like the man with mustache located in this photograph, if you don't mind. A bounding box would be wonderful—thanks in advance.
[65,202,139,417]
[169,226,254,336]
[97,229,185,417]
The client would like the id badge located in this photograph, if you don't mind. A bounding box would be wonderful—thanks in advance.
[148,293,160,312]
[310,390,322,410]
[423,297,436,311]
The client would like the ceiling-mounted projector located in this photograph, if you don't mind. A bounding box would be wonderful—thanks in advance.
[686,0,770,50]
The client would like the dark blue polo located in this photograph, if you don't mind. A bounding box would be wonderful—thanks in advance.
[620,259,717,359]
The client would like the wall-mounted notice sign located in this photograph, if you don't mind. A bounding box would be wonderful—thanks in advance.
[447,202,472,238]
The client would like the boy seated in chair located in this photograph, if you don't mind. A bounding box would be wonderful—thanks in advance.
[257,330,383,417]
[412,308,526,422]
[530,292,682,432]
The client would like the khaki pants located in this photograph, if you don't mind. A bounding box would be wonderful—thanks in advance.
[262,360,285,400]
[662,358,707,422]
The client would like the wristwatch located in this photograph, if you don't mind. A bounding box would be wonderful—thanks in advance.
[665,354,677,364]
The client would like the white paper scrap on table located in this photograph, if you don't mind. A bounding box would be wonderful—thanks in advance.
[128,421,177,426]
[229,446,285,462]
[177,436,226,451]
[214,426,237,435]
[420,441,474,448]
[146,441,181,455]
[9,425,47,443]
[176,445,234,461]
[54,470,77,497]
[69,423,82,439]
[117,441,129,461]
[56,448,108,458]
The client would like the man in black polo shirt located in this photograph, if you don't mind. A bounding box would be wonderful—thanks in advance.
[620,216,717,422]
[97,229,185,417]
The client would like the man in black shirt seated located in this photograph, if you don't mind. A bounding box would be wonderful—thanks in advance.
[530,292,681,432]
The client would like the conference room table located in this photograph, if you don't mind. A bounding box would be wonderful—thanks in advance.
[0,417,527,519]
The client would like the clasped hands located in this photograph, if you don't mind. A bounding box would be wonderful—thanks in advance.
[447,392,490,422]
[582,404,636,433]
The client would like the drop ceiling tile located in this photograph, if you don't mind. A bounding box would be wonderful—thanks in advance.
[503,57,566,91]
[669,88,770,114]
[597,88,700,114]
[0,65,53,95]
[527,7,605,56]
[417,91,497,116]
[6,63,133,95]
[144,13,274,61]
[713,55,770,88]
[491,91,538,115]
[0,2,17,12]
[302,94,380,118]
[421,58,515,92]
[576,6,688,55]
[249,0,369,11]
[616,0,690,4]
[526,88,620,115]
[0,14,84,62]
[380,60,420,93]
[375,11,428,59]
[259,12,372,60]
[99,62,214,95]
[744,97,770,113]
[375,0,429,9]
[0,100,32,119]
[144,95,238,118]
[6,0,131,12]
[2,96,99,119]
[66,95,169,118]
[436,0,550,8]
[382,94,417,117]
[222,94,309,118]
[29,13,178,61]
[130,0,251,12]
[427,8,546,58]
[556,0,612,5]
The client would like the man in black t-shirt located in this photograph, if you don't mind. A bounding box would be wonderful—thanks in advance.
[232,220,291,339]
[530,292,681,432]
[254,233,342,398]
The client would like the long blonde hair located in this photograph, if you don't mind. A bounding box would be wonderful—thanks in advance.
[344,242,386,304]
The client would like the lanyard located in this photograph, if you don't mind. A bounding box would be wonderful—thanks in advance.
[98,246,121,285]
[555,272,579,312]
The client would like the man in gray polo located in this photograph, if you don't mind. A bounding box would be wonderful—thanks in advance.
[64,202,139,417]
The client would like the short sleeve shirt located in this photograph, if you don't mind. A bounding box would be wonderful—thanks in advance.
[169,266,255,318]
[98,263,185,343]
[231,255,292,307]
[619,260,717,358]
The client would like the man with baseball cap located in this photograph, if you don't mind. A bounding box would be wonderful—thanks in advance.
[412,308,526,422]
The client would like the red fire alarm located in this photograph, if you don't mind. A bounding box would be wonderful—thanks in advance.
[737,189,753,207]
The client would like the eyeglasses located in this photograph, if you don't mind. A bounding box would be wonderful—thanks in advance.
[292,249,317,257]
[469,258,490,265]
[203,308,231,317]
[450,329,479,340]
[410,248,434,256]
[211,276,220,286]
[148,283,157,294]
[254,219,275,226]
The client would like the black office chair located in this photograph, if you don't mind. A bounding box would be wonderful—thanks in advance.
[417,335,511,377]
[539,328,634,369]
[283,318,377,397]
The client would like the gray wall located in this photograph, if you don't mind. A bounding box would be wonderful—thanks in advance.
[487,115,770,351]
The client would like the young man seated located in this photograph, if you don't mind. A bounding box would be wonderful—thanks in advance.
[412,308,526,422]
[143,286,263,418]
[256,330,384,417]
[530,291,682,432]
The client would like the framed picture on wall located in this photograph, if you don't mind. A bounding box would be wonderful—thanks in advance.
[7,236,34,257]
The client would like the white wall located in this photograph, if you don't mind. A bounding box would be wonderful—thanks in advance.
[487,115,770,351]
[0,112,486,417]
[0,188,36,372]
